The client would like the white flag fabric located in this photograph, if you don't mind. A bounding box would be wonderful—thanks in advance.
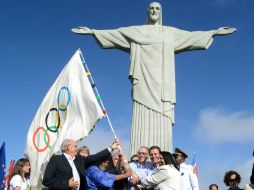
[24,50,104,190]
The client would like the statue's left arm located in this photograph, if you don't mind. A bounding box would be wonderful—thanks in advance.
[172,26,236,54]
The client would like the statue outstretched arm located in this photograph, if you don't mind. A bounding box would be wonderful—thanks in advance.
[71,26,94,35]
[213,27,237,36]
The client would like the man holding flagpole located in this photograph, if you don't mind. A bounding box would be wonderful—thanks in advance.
[25,50,115,190]
[42,138,119,190]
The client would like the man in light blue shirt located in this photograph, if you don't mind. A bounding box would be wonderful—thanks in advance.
[128,146,152,190]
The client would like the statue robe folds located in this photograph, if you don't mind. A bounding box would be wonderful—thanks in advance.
[93,25,214,154]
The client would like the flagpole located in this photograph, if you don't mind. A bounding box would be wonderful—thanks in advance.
[79,49,117,139]
[192,151,198,178]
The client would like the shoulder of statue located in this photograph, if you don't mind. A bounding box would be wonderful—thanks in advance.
[119,25,143,30]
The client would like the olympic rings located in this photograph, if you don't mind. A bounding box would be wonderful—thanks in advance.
[44,125,59,149]
[33,127,50,152]
[45,108,60,133]
[57,86,71,112]
[33,86,71,152]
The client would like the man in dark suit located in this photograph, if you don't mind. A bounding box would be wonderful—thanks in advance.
[42,138,119,190]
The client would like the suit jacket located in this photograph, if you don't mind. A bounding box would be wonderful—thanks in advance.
[42,148,110,190]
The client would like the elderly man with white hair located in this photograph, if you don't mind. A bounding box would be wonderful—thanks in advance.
[42,138,119,190]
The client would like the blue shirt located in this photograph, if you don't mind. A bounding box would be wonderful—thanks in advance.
[129,161,153,179]
[86,165,115,190]
[128,162,153,190]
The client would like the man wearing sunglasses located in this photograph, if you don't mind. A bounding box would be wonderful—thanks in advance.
[130,154,139,163]
[223,170,243,190]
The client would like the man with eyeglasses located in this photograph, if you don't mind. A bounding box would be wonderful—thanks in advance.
[128,146,153,190]
[42,138,119,190]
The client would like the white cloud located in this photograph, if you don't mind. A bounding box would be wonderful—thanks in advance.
[195,108,254,144]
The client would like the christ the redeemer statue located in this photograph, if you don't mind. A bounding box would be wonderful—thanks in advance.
[72,2,236,155]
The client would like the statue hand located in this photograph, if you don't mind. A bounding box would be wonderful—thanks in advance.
[71,26,93,35]
[214,27,237,36]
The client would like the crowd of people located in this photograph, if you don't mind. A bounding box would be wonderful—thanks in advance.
[6,1,241,190]
[7,138,254,190]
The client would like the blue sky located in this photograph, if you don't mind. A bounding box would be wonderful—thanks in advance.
[0,0,254,189]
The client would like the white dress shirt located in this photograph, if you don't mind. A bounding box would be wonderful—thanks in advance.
[64,153,80,190]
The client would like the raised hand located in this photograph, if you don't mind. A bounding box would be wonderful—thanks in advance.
[110,138,120,151]
[214,27,237,36]
[71,26,94,35]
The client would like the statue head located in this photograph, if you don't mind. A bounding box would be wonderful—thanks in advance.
[147,2,162,25]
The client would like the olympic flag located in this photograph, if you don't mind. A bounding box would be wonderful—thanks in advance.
[24,50,104,190]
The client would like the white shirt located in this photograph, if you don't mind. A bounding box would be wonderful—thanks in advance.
[64,153,80,190]
[10,175,30,190]
[179,163,199,190]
